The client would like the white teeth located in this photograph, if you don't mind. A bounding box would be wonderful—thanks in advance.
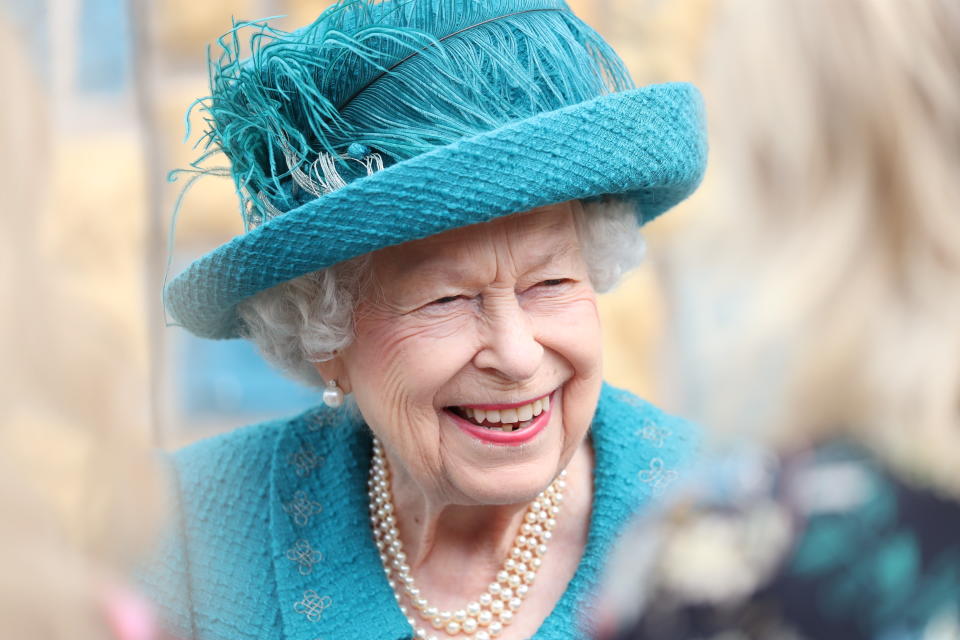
[458,394,551,428]
[517,403,533,421]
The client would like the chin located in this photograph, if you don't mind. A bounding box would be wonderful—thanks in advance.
[455,467,560,507]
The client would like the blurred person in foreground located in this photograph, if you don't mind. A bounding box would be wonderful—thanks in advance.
[144,1,708,638]
[0,15,172,640]
[596,0,960,638]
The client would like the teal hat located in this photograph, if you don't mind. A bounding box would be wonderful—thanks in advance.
[166,0,707,339]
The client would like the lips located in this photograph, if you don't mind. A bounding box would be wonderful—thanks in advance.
[445,391,555,445]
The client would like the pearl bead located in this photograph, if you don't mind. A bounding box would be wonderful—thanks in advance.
[367,438,568,639]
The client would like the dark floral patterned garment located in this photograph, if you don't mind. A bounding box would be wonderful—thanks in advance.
[605,443,960,640]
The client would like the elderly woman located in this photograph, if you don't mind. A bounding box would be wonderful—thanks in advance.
[149,1,706,639]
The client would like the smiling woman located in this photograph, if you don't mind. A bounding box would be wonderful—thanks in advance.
[145,1,707,639]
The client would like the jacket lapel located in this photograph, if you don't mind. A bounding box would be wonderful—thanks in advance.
[270,408,412,640]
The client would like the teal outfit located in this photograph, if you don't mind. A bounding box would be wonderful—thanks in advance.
[144,383,700,639]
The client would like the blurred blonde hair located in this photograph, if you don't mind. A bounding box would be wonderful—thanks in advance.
[664,0,960,494]
[0,16,166,639]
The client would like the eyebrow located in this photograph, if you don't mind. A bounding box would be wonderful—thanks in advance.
[399,239,580,288]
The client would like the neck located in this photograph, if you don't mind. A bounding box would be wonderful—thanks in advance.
[385,442,593,572]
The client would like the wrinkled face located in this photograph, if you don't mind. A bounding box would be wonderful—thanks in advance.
[335,202,603,505]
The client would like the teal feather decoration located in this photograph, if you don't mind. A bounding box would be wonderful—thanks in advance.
[178,0,634,229]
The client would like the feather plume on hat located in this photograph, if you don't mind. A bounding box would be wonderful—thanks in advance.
[180,0,633,229]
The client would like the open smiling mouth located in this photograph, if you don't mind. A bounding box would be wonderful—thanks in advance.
[446,394,551,432]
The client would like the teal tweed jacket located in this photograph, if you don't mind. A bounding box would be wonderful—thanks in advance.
[145,383,699,640]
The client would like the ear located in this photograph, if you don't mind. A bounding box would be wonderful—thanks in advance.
[313,355,353,394]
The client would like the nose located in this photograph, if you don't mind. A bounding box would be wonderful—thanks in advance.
[472,292,543,382]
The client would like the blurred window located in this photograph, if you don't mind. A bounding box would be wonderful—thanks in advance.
[76,0,130,93]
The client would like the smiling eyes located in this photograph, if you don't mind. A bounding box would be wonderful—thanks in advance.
[429,279,571,306]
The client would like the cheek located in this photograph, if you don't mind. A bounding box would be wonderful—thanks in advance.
[344,312,479,426]
[532,294,604,433]
[531,293,603,376]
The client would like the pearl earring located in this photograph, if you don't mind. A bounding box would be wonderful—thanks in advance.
[322,379,344,408]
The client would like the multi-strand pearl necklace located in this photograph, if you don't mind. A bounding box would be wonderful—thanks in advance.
[368,438,567,640]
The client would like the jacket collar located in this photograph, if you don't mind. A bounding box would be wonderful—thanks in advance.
[268,384,699,639]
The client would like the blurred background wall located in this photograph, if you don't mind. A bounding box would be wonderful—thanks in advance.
[3,0,713,448]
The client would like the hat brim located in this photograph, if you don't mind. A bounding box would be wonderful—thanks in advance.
[165,82,707,339]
